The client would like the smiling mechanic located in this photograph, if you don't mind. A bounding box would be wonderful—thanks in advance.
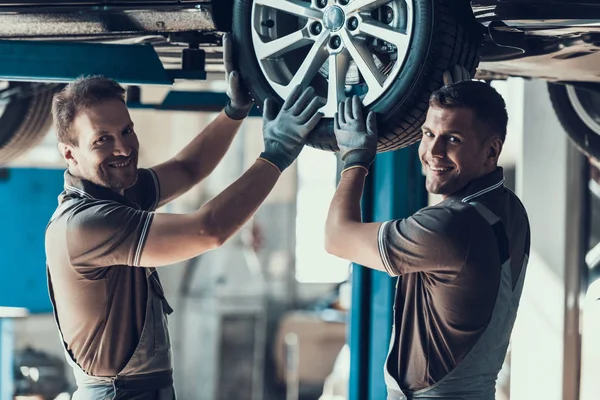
[325,68,531,400]
[44,33,325,400]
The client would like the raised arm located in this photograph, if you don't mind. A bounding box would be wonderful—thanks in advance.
[150,33,255,208]
[141,86,325,266]
[324,96,386,271]
[68,86,325,269]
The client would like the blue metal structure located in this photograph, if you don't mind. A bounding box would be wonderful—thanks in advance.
[0,168,64,313]
[128,90,263,117]
[0,40,205,85]
[348,144,427,399]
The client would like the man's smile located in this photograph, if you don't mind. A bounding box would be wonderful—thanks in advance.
[426,161,454,175]
[108,158,133,168]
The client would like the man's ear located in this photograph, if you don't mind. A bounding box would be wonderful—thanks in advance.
[486,137,503,164]
[58,143,77,167]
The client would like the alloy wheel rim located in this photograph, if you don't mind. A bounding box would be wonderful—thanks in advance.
[251,0,414,117]
[567,84,600,136]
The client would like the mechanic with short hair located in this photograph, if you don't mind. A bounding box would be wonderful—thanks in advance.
[45,33,325,400]
[325,68,531,400]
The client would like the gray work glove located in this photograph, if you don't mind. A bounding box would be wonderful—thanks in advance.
[259,85,326,172]
[442,65,472,86]
[223,32,254,120]
[334,96,378,173]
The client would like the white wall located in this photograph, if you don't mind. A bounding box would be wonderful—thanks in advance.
[508,77,583,400]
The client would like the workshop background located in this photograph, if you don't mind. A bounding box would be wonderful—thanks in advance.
[0,76,598,400]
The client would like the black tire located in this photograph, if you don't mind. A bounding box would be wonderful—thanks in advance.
[547,82,600,160]
[0,83,58,164]
[233,0,482,152]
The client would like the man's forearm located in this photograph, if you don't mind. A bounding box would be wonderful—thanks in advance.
[325,169,368,247]
[195,159,280,244]
[173,111,244,183]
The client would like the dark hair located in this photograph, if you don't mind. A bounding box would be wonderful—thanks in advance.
[429,80,508,142]
[52,76,126,146]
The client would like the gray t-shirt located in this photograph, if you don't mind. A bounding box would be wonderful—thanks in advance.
[46,169,160,377]
[378,168,530,392]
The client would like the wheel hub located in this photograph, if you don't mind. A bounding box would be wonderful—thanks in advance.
[323,6,345,32]
[251,0,414,117]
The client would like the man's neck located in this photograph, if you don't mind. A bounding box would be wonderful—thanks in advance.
[67,167,125,196]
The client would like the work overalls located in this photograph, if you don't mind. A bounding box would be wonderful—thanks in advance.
[384,201,528,400]
[46,200,176,400]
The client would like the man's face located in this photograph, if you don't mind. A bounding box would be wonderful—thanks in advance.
[418,106,500,198]
[63,99,139,192]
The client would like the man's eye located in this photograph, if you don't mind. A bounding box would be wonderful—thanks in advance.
[448,136,460,143]
[423,131,433,138]
[124,128,134,135]
[95,136,109,144]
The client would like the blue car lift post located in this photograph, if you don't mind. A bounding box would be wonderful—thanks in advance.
[348,145,427,399]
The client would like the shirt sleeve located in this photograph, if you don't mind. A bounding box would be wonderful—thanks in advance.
[126,168,161,211]
[378,206,470,277]
[66,201,154,275]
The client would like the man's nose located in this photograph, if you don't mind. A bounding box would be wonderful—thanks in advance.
[429,137,446,158]
[113,137,132,157]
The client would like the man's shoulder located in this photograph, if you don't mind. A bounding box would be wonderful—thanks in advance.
[415,200,479,228]
[48,196,134,236]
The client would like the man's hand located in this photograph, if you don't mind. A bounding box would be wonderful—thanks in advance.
[223,32,254,120]
[334,95,378,173]
[259,86,326,173]
[442,65,472,86]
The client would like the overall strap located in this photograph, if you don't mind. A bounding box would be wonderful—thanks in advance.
[468,201,511,272]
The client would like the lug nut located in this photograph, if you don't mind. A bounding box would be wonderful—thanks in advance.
[383,6,394,24]
[310,21,323,35]
[339,0,349,4]
[347,16,359,31]
[330,35,342,49]
[316,0,328,8]
[261,19,275,28]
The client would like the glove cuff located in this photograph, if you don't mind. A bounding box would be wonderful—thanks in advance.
[257,157,282,174]
[259,152,290,173]
[341,164,370,175]
[224,101,253,120]
[341,150,375,172]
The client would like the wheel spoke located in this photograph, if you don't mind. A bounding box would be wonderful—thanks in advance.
[256,28,313,60]
[341,31,386,92]
[255,0,323,20]
[286,33,330,89]
[323,52,350,115]
[343,0,391,15]
[359,19,410,52]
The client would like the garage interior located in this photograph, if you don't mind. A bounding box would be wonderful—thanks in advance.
[0,2,599,400]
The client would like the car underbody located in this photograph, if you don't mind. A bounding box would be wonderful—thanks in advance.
[1,1,600,84]
[3,0,600,162]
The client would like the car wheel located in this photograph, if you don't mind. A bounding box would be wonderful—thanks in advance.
[233,0,482,152]
[0,82,58,165]
[548,82,600,160]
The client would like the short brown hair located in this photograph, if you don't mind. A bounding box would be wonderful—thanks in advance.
[52,76,126,146]
[429,81,508,142]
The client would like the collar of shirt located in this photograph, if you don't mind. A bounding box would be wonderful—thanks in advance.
[449,167,506,203]
[61,170,141,209]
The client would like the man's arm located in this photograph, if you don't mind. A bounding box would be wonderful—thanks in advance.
[66,86,325,270]
[141,85,324,267]
[141,159,278,266]
[325,167,385,272]
[325,65,474,275]
[151,32,255,208]
[324,96,384,271]
[151,112,243,208]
